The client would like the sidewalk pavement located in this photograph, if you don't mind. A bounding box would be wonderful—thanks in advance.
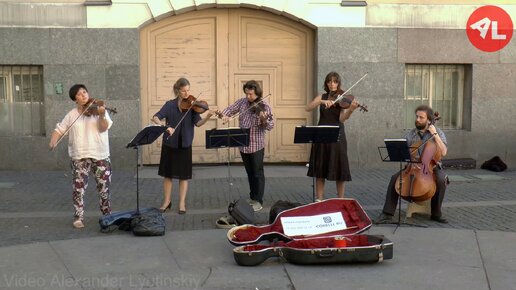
[1,165,516,289]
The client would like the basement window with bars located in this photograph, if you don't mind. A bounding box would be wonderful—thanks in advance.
[404,64,464,130]
[0,66,45,136]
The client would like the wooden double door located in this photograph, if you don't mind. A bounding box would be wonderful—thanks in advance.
[140,8,314,164]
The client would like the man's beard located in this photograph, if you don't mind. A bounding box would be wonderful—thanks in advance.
[415,122,426,130]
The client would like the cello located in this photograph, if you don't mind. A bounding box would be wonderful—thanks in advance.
[395,112,442,202]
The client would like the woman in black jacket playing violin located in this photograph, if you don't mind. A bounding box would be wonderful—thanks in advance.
[152,78,213,214]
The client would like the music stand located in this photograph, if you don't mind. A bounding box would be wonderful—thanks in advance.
[378,138,426,229]
[126,125,168,213]
[205,127,250,200]
[206,127,250,149]
[294,125,340,202]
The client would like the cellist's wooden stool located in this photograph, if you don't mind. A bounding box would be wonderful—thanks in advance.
[406,200,431,217]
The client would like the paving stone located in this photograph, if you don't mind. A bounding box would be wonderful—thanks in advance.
[0,166,515,247]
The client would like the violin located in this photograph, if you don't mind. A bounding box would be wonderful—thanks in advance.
[250,101,266,115]
[51,98,116,150]
[166,94,222,141]
[329,90,368,112]
[83,99,117,117]
[395,112,442,202]
[215,93,272,125]
[180,95,206,113]
[179,95,222,117]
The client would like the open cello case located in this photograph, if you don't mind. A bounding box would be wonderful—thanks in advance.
[227,198,393,266]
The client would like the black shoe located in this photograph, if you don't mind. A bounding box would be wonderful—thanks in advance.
[430,215,448,224]
[374,213,394,224]
[160,202,172,212]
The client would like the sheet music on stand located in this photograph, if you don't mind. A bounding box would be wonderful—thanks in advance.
[205,127,250,148]
[293,125,340,144]
[127,125,168,148]
[378,138,411,162]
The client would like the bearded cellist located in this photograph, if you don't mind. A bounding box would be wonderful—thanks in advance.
[376,105,449,224]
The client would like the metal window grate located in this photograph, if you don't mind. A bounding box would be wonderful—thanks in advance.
[0,65,44,136]
[404,64,464,130]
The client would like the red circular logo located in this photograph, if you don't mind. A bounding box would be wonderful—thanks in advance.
[466,5,513,52]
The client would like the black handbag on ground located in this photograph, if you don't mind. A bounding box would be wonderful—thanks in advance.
[228,199,255,225]
[268,200,303,224]
[481,156,507,172]
[130,208,166,236]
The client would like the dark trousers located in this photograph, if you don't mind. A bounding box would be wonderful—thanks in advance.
[382,167,447,218]
[240,148,265,204]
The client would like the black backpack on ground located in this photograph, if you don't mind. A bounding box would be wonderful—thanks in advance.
[99,207,154,233]
[228,199,255,225]
[481,156,508,172]
[268,200,303,224]
[130,208,166,236]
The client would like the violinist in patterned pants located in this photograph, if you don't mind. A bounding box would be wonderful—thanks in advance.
[71,158,112,223]
[49,84,114,229]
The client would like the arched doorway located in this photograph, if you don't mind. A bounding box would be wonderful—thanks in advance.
[140,8,314,164]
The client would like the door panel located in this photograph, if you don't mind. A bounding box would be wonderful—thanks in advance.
[141,10,228,164]
[141,8,313,164]
[228,9,314,162]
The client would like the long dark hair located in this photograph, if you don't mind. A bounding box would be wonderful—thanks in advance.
[323,72,342,94]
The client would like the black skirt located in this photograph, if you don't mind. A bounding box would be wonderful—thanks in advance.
[158,144,192,180]
[307,126,351,181]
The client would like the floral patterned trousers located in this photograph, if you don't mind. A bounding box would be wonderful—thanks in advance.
[71,158,112,220]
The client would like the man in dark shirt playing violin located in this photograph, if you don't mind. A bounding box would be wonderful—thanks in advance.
[376,105,449,224]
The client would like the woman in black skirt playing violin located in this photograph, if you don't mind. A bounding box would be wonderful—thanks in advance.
[152,78,213,214]
[305,72,360,201]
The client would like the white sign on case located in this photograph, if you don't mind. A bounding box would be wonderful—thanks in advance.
[281,212,347,236]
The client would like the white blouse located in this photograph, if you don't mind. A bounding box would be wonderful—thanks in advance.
[54,108,113,160]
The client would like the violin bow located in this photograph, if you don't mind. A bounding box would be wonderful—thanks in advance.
[331,72,368,105]
[225,93,272,123]
[165,107,192,141]
[51,100,97,151]
[410,135,437,157]
[166,92,205,140]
